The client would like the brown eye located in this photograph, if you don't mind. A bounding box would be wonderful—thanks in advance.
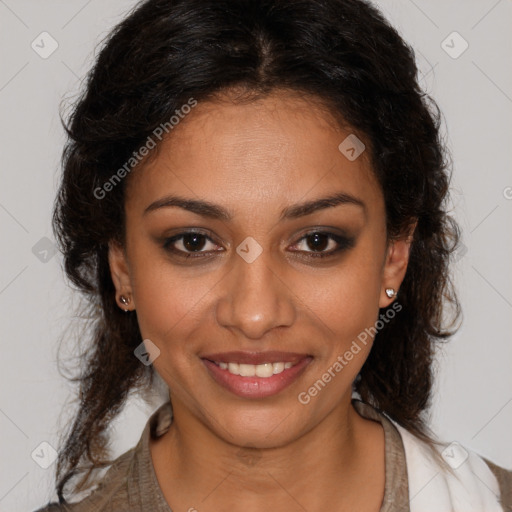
[163,231,222,257]
[304,233,330,252]
[181,233,207,252]
[291,231,355,258]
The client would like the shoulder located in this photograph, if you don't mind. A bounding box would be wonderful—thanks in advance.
[484,457,512,510]
[31,445,137,512]
[397,425,511,511]
[32,401,173,512]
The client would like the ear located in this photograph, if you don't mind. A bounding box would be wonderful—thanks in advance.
[108,240,136,311]
[379,222,416,308]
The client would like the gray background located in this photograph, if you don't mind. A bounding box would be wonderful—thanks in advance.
[0,0,511,510]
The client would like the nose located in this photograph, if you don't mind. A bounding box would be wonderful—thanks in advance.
[215,246,296,339]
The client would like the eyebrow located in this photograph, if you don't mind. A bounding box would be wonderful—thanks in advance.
[143,191,366,221]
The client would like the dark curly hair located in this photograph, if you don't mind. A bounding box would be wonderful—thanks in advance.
[51,0,461,503]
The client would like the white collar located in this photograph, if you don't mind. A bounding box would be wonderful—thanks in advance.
[392,421,503,512]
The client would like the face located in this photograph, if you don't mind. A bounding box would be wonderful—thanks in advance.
[109,89,411,448]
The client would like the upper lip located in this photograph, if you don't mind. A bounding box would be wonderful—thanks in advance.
[201,351,311,365]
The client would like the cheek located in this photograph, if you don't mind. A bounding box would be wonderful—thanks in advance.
[128,241,222,365]
[302,256,383,340]
[131,265,216,388]
[133,265,213,340]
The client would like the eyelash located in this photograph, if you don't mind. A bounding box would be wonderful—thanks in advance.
[162,230,355,260]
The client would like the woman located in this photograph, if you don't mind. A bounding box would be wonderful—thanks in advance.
[35,0,511,511]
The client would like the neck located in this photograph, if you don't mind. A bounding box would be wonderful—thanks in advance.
[150,396,385,512]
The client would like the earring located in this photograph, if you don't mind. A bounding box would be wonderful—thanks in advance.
[385,288,397,298]
[119,295,131,312]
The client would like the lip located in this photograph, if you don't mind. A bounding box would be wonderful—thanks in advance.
[202,355,313,399]
[200,350,310,365]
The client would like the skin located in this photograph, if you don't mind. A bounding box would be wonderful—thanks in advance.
[109,88,413,512]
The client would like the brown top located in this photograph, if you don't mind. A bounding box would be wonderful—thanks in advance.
[34,399,512,512]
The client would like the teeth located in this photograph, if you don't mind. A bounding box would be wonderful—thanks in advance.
[215,361,296,377]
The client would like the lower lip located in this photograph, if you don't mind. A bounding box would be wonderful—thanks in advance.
[202,357,313,399]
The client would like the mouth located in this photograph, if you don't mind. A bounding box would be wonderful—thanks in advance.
[209,360,298,377]
[200,351,313,398]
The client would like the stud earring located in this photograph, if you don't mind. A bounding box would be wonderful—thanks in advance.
[119,295,131,312]
[385,288,397,298]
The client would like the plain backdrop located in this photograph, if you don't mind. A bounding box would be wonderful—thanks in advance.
[1,1,511,510]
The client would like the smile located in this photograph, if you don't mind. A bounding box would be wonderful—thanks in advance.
[212,361,296,378]
[201,356,313,399]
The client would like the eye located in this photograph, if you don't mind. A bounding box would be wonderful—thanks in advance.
[290,231,355,258]
[163,231,222,258]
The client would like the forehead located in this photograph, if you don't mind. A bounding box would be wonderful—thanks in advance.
[125,90,382,214]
